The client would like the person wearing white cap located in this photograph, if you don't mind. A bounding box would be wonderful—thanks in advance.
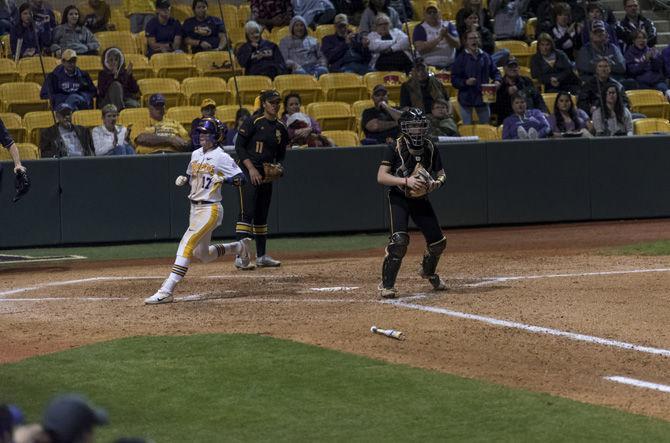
[40,49,97,111]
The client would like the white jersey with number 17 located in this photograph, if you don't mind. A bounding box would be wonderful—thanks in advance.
[187,146,242,203]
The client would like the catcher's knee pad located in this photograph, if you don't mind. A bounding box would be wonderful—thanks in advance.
[421,237,447,278]
[428,237,447,256]
[387,232,410,258]
[382,232,409,289]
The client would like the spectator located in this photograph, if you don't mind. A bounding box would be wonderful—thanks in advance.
[321,13,371,75]
[92,104,135,155]
[42,394,108,443]
[0,404,23,443]
[361,84,402,144]
[41,49,97,110]
[577,57,630,115]
[98,47,140,110]
[279,15,329,78]
[190,98,221,146]
[292,0,336,28]
[224,107,250,145]
[236,20,287,79]
[456,0,494,34]
[250,0,292,30]
[576,20,631,87]
[618,0,656,50]
[413,1,460,70]
[40,102,95,157]
[367,13,412,73]
[11,2,51,60]
[592,84,633,136]
[80,0,113,33]
[489,0,530,40]
[123,0,154,34]
[145,0,183,56]
[451,30,502,124]
[134,93,191,152]
[358,0,401,33]
[502,92,551,139]
[535,0,558,35]
[457,6,508,66]
[332,0,366,26]
[493,55,546,122]
[50,5,100,57]
[183,0,226,54]
[0,0,16,35]
[389,0,413,23]
[399,58,450,112]
[580,2,617,49]
[428,98,459,137]
[547,91,593,136]
[550,2,582,60]
[530,32,580,93]
[281,92,332,146]
[28,0,56,35]
[625,30,667,93]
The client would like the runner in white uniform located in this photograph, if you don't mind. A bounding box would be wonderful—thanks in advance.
[145,118,252,305]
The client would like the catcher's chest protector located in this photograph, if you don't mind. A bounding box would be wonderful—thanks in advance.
[393,137,435,179]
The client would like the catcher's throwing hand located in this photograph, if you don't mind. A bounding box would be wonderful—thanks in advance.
[14,165,26,174]
[406,176,427,192]
[175,175,188,186]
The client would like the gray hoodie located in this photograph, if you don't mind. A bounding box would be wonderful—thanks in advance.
[279,16,327,71]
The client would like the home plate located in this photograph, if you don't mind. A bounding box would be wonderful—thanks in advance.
[309,287,359,292]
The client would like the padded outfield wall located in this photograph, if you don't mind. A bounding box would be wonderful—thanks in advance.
[2,136,670,248]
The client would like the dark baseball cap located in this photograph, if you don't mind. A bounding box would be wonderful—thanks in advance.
[259,89,280,102]
[42,394,108,443]
[591,19,606,32]
[372,84,388,95]
[149,93,166,107]
[505,55,519,66]
[55,102,74,114]
[156,0,170,9]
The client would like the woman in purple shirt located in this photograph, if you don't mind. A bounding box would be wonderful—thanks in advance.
[502,92,551,139]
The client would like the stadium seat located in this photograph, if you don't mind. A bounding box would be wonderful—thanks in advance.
[322,130,360,147]
[529,40,537,55]
[110,9,131,32]
[216,104,255,127]
[18,57,59,83]
[237,4,250,27]
[0,59,19,84]
[526,17,537,40]
[497,124,504,139]
[118,107,152,134]
[0,34,10,58]
[72,109,102,129]
[182,77,230,106]
[165,105,200,127]
[0,82,49,116]
[495,40,531,66]
[151,53,195,81]
[411,0,428,19]
[230,75,272,106]
[541,92,577,114]
[633,118,670,135]
[437,0,456,19]
[96,31,139,55]
[193,51,242,80]
[319,73,366,104]
[123,54,153,79]
[76,55,103,81]
[363,71,407,103]
[227,27,247,49]
[353,99,374,137]
[15,142,40,159]
[137,78,185,107]
[171,3,192,22]
[449,96,461,123]
[315,24,335,42]
[458,124,498,141]
[306,101,355,131]
[24,111,55,145]
[274,74,321,105]
[0,112,26,142]
[406,21,420,38]
[135,31,147,55]
[210,4,238,30]
[626,89,670,119]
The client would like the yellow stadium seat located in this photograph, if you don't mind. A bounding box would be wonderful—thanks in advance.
[352,99,373,137]
[216,104,255,127]
[97,31,139,55]
[458,124,499,141]
[150,52,195,81]
[135,31,147,55]
[18,57,59,83]
[274,74,321,105]
[72,109,102,129]
[0,82,49,116]
[497,124,504,139]
[541,92,577,114]
[0,112,26,142]
[412,0,428,19]
[110,9,130,32]
[210,4,238,30]
[449,96,461,122]
[315,24,335,42]
[406,21,420,39]
[633,118,670,135]
[76,55,103,81]
[227,27,247,49]
[182,77,230,106]
[15,142,40,159]
[118,107,152,136]
[437,0,457,19]
[495,40,531,66]
[54,9,61,23]
[319,73,366,104]
[626,89,670,119]
[24,111,55,145]
[165,105,200,127]
[193,51,242,80]
[171,4,192,22]
[0,59,19,84]
[363,71,407,103]
[137,78,185,107]
[529,40,537,55]
[306,101,355,131]
[322,130,360,147]
[1,34,10,58]
[124,53,153,79]
[237,4,250,27]
[526,17,537,40]
[230,75,273,106]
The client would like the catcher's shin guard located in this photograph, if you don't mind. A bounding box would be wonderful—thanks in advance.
[381,232,410,289]
[420,237,447,281]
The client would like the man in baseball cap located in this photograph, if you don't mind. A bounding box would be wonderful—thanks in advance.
[361,84,402,144]
[40,47,96,111]
[134,93,191,153]
[40,102,95,157]
[576,16,631,87]
[42,394,108,443]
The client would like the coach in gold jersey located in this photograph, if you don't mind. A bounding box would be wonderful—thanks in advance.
[234,90,289,269]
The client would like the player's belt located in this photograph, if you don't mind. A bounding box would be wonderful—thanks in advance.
[190,200,217,205]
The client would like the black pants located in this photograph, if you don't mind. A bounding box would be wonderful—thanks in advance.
[388,191,443,244]
[236,181,273,257]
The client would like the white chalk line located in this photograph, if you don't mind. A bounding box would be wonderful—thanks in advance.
[0,276,163,298]
[605,376,670,394]
[0,297,129,302]
[385,300,670,358]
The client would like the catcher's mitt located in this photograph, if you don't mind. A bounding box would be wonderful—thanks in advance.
[262,162,284,183]
[406,164,435,198]
[13,169,30,203]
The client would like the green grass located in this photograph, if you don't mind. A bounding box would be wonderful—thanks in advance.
[0,234,388,261]
[604,240,670,256]
[2,335,669,442]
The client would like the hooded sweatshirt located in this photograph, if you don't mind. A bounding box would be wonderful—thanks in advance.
[291,0,334,26]
[97,47,140,100]
[40,63,96,108]
[279,16,327,71]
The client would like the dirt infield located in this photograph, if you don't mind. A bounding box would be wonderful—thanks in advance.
[1,220,670,421]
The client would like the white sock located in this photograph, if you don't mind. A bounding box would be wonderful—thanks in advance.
[162,256,190,292]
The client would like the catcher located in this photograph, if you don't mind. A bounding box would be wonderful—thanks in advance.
[0,116,29,202]
[234,90,289,269]
[377,108,447,298]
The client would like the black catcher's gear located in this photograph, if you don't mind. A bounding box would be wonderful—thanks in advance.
[421,237,447,285]
[399,108,429,147]
[13,169,30,203]
[381,232,410,290]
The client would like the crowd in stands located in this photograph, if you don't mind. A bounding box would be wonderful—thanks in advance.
[1,0,670,160]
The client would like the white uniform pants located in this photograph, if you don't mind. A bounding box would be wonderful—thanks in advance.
[176,203,223,262]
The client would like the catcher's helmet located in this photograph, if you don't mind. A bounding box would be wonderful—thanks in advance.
[197,117,225,143]
[399,108,429,146]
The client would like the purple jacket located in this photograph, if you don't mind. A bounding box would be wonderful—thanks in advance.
[502,108,551,139]
[451,49,501,107]
[625,45,665,86]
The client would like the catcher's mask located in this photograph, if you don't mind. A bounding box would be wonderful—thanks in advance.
[399,108,429,147]
[197,117,225,144]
